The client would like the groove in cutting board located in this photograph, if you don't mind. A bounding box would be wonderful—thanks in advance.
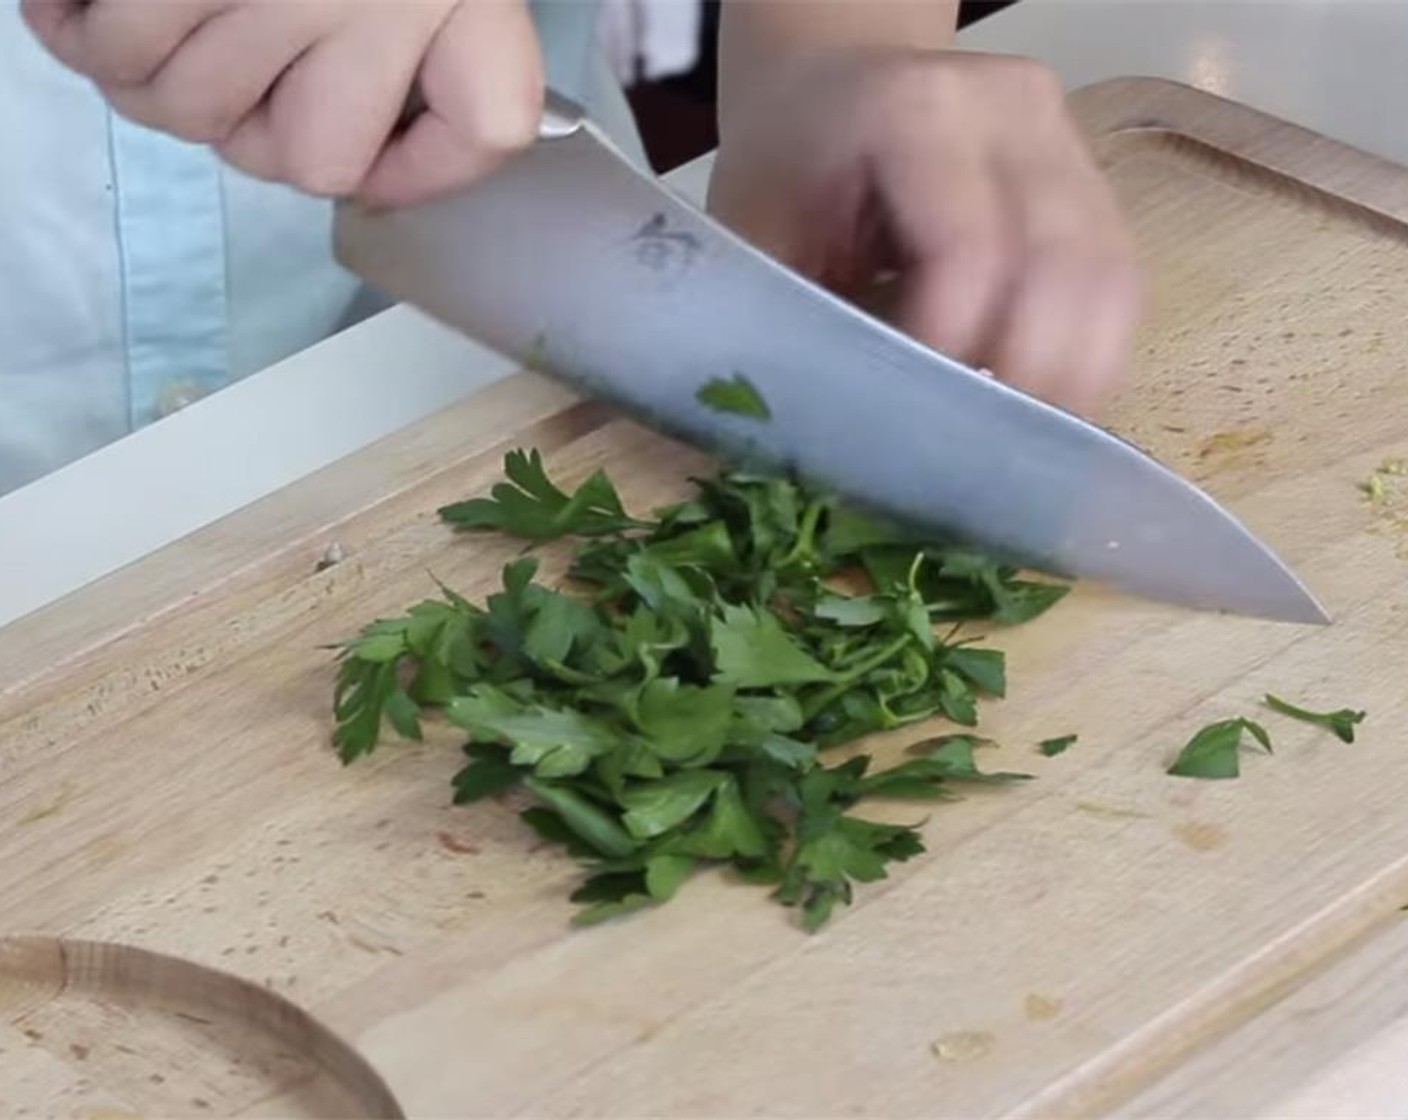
[0,937,404,1118]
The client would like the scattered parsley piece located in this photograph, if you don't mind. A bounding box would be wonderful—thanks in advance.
[1359,457,1406,504]
[1039,735,1077,757]
[1360,474,1387,503]
[1167,718,1272,780]
[1264,693,1366,743]
[696,374,771,420]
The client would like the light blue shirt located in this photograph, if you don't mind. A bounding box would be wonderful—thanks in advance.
[0,0,643,497]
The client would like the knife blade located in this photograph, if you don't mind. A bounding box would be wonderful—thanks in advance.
[333,91,1327,626]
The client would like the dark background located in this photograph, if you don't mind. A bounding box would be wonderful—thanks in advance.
[625,0,1021,172]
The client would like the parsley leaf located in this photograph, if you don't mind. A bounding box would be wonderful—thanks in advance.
[451,744,522,803]
[943,647,1007,698]
[632,679,736,766]
[523,777,638,858]
[1167,718,1273,780]
[438,448,647,541]
[710,604,834,688]
[447,687,620,779]
[696,374,771,420]
[619,770,727,839]
[1264,693,1366,743]
[645,854,695,900]
[1038,734,1077,757]
[678,776,770,860]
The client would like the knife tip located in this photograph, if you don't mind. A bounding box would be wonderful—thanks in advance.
[1244,580,1331,627]
[1295,597,1333,627]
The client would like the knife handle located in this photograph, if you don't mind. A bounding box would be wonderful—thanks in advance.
[395,82,586,142]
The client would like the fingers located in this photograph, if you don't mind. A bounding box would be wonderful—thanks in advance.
[219,3,447,196]
[23,0,535,204]
[872,55,1143,415]
[983,231,1142,417]
[105,3,328,145]
[985,82,1143,410]
[356,0,544,208]
[22,0,225,86]
[874,138,1014,369]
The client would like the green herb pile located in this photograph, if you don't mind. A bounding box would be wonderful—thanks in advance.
[331,449,1066,929]
[328,448,1366,928]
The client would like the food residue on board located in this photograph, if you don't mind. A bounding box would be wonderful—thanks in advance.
[1074,801,1151,821]
[1358,457,1408,559]
[1360,457,1403,503]
[1024,994,1063,1021]
[931,1030,996,1062]
[1195,426,1274,472]
[17,784,75,826]
[1172,821,1228,852]
[436,831,480,855]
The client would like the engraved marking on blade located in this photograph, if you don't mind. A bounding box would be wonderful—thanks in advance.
[630,213,702,284]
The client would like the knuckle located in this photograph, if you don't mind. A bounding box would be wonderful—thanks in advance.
[291,158,365,199]
[859,53,959,125]
[81,38,166,87]
[470,80,544,156]
[999,56,1065,106]
[165,101,243,145]
[942,228,1019,280]
[1025,243,1140,311]
[96,56,160,88]
[269,114,384,198]
[1090,239,1144,301]
[1107,258,1148,322]
[894,56,966,108]
[277,135,368,197]
[1020,238,1086,280]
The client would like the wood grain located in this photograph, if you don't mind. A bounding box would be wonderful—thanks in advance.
[6,78,1408,1117]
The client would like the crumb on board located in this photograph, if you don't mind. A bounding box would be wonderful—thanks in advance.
[436,830,481,856]
[1074,800,1152,821]
[931,1030,996,1062]
[1358,456,1408,564]
[1024,994,1063,1021]
[1196,426,1273,463]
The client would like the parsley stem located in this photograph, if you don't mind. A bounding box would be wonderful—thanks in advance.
[776,499,827,570]
[802,633,914,720]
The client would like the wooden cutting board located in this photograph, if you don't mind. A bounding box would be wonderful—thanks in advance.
[5,77,1408,1119]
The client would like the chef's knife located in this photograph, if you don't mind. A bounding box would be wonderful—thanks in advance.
[333,90,1327,625]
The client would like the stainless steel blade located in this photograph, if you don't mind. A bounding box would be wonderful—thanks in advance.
[333,94,1327,625]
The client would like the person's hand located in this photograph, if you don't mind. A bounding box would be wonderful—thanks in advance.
[708,49,1143,417]
[22,0,544,207]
